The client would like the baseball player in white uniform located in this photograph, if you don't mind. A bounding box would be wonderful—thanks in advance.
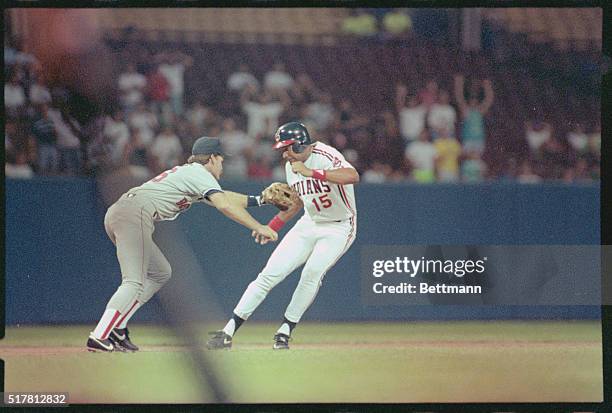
[208,122,359,350]
[87,137,278,352]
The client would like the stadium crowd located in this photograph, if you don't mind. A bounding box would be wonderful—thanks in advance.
[5,38,601,184]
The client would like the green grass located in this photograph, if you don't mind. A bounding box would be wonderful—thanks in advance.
[0,321,603,403]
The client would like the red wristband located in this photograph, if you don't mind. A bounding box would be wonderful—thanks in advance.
[312,169,326,181]
[268,215,286,232]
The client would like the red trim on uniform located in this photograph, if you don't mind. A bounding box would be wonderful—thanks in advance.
[116,300,139,327]
[101,310,121,339]
[338,184,355,217]
[312,149,334,163]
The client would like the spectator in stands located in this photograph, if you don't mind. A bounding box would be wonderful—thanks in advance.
[264,62,294,95]
[219,118,249,180]
[499,157,519,182]
[4,36,39,80]
[185,98,212,136]
[48,105,84,175]
[396,83,427,144]
[150,126,183,172]
[241,86,286,139]
[5,121,16,155]
[247,153,273,180]
[337,97,358,131]
[525,120,552,153]
[50,85,70,106]
[588,123,600,158]
[517,160,542,184]
[363,162,391,183]
[540,136,570,180]
[586,123,601,177]
[5,72,26,119]
[227,63,260,93]
[461,150,487,182]
[289,72,320,108]
[147,64,171,117]
[128,102,158,147]
[382,9,412,38]
[118,62,147,113]
[434,127,461,182]
[31,103,59,175]
[418,79,439,109]
[566,123,589,156]
[427,90,456,139]
[454,75,494,154]
[29,74,52,106]
[304,91,335,131]
[341,9,378,37]
[122,128,152,180]
[5,151,34,179]
[4,37,17,69]
[104,110,131,166]
[272,159,286,181]
[574,159,592,183]
[157,51,193,116]
[405,129,436,183]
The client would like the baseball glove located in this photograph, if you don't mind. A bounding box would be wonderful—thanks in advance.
[261,182,299,211]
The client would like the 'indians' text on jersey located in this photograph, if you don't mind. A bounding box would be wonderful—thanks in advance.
[285,142,357,222]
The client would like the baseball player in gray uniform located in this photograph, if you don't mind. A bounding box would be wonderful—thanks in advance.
[87,137,278,352]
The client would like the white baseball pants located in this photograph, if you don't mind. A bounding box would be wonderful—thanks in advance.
[233,214,356,323]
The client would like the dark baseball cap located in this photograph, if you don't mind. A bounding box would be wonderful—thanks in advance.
[191,137,227,157]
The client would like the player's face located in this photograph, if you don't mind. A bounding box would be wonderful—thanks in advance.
[209,155,224,179]
[282,145,312,163]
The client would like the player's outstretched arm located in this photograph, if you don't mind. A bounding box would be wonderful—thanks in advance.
[208,192,278,241]
[222,190,265,208]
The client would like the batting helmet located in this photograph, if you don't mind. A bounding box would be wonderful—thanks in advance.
[272,122,312,153]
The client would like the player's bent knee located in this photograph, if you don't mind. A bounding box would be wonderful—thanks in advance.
[121,279,144,295]
[301,267,326,283]
[254,272,283,291]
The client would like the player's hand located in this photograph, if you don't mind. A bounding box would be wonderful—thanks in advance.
[290,161,312,177]
[252,225,278,245]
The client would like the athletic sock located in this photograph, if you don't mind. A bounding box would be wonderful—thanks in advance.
[223,313,246,337]
[277,317,297,336]
[92,308,121,340]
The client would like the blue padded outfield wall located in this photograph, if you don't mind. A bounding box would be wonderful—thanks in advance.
[6,178,600,325]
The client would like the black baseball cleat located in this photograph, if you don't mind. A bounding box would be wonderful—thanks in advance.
[109,328,139,352]
[206,331,232,350]
[87,334,115,352]
[273,333,290,350]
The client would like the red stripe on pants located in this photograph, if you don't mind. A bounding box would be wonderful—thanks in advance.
[115,300,139,328]
[101,310,121,339]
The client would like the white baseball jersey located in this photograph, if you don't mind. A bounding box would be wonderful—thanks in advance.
[286,142,357,223]
[128,163,222,221]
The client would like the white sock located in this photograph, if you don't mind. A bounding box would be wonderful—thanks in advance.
[222,319,236,337]
[116,300,142,329]
[92,308,121,340]
[276,323,291,336]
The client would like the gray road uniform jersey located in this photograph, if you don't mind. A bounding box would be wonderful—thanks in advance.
[130,163,223,221]
[102,162,222,318]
